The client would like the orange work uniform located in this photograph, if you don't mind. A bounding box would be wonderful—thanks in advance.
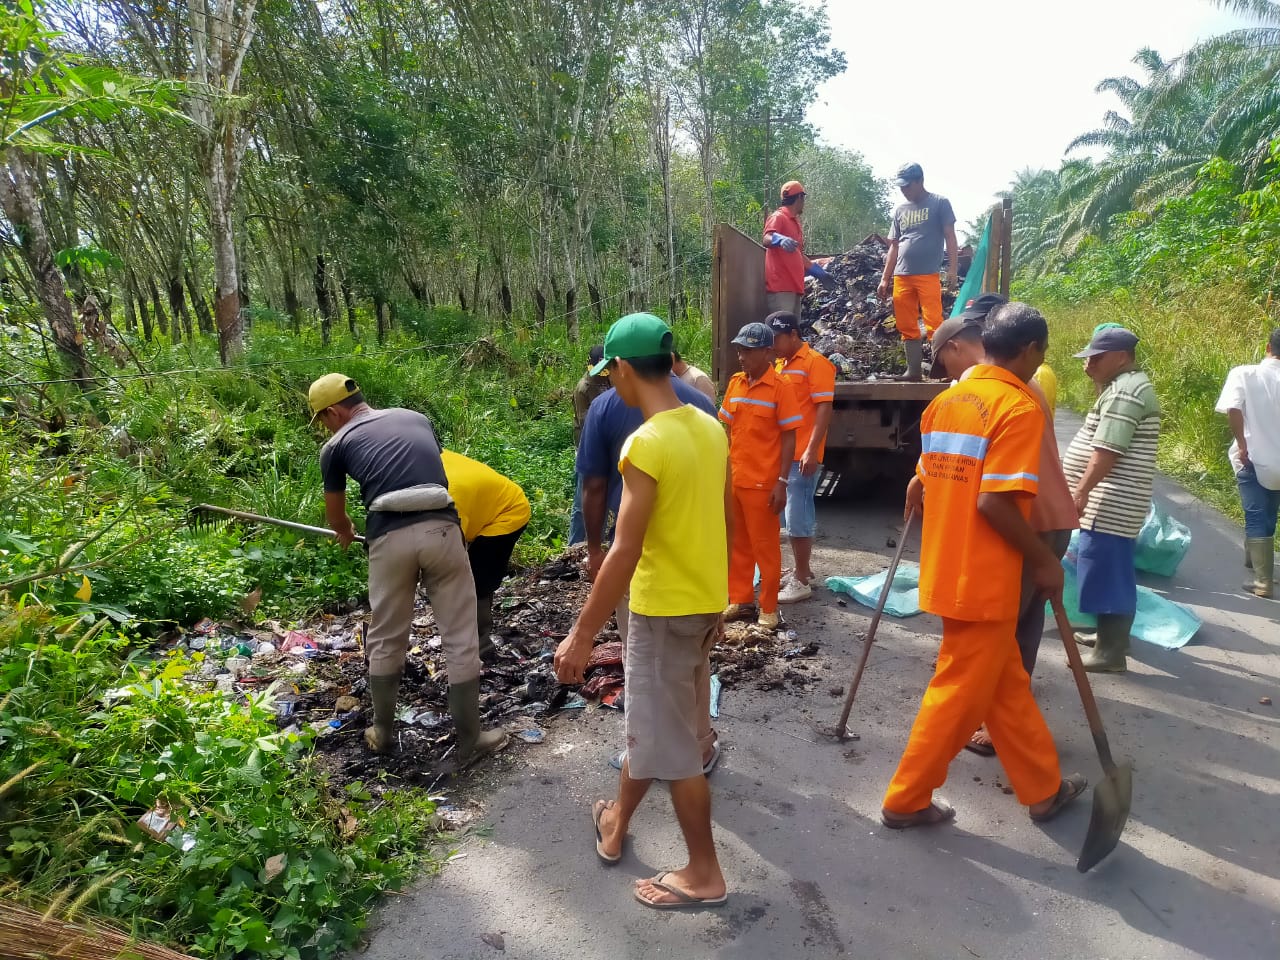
[763,206,809,295]
[719,366,802,614]
[883,365,1063,815]
[776,342,837,462]
[892,275,944,341]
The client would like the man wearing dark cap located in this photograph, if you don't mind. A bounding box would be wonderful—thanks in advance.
[720,321,802,629]
[1061,325,1161,673]
[569,345,610,545]
[877,163,959,381]
[763,181,832,317]
[769,311,836,601]
[308,374,508,763]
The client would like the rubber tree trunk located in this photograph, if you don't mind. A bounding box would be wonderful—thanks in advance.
[186,269,215,334]
[148,276,171,340]
[0,151,91,387]
[283,270,301,333]
[341,277,357,337]
[374,293,389,343]
[315,254,334,346]
[168,276,194,341]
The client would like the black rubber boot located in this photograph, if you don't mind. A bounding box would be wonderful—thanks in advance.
[476,591,497,661]
[897,339,924,381]
[1082,614,1132,673]
[364,673,401,754]
[448,678,509,766]
[1244,538,1273,598]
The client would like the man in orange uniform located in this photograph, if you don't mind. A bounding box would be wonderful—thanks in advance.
[719,322,801,630]
[768,311,836,601]
[881,307,1087,828]
[763,181,832,317]
[876,163,958,381]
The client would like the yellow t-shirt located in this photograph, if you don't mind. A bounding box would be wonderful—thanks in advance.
[440,450,531,542]
[1032,363,1058,419]
[619,404,729,617]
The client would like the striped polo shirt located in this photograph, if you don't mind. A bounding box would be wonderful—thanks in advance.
[1062,369,1160,538]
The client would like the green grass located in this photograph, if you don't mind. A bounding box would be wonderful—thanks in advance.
[1032,284,1273,520]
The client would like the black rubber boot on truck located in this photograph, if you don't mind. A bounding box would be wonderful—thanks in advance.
[897,339,924,381]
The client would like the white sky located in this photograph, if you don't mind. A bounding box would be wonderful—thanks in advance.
[807,0,1256,229]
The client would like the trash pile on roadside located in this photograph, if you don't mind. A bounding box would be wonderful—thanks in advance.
[801,237,957,380]
[162,548,814,790]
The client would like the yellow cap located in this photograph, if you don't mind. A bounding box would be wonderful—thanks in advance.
[307,373,360,422]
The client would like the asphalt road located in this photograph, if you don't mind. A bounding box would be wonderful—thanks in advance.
[359,415,1279,960]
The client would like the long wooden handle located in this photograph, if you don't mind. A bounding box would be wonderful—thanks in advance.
[834,508,915,733]
[195,504,367,544]
[1051,596,1116,772]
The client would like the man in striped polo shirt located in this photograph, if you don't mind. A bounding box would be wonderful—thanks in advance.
[1062,325,1161,673]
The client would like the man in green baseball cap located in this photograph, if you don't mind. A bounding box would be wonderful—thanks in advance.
[557,311,732,910]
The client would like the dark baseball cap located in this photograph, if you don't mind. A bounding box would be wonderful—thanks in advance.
[766,311,800,334]
[732,322,774,348]
[930,319,983,375]
[895,162,924,187]
[959,293,1007,322]
[1074,325,1139,358]
[588,344,604,364]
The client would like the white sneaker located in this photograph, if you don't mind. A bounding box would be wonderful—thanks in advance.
[778,578,813,603]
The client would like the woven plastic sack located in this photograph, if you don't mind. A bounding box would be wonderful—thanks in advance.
[1055,545,1200,650]
[1134,501,1191,577]
[949,216,991,319]
[826,561,922,618]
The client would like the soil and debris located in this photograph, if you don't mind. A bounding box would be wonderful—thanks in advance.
[164,547,819,793]
[802,237,958,380]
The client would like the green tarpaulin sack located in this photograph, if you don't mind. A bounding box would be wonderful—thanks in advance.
[826,561,922,619]
[1134,501,1191,577]
[949,215,991,318]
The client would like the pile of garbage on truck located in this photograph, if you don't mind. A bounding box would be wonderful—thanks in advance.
[799,237,957,380]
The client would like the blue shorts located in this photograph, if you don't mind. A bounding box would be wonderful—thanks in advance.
[784,461,821,538]
[1076,528,1137,616]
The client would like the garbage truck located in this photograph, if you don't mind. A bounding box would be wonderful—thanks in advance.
[709,199,1012,491]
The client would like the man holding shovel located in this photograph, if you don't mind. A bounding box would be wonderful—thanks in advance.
[309,373,508,763]
[881,310,1086,828]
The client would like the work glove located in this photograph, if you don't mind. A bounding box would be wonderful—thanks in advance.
[806,262,834,284]
[768,232,799,252]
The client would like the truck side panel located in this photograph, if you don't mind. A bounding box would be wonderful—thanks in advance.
[711,224,767,383]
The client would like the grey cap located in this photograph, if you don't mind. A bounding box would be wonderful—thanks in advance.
[732,322,774,348]
[895,162,924,187]
[930,318,983,377]
[1074,326,1139,358]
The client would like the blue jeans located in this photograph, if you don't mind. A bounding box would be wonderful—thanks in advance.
[783,460,821,538]
[1237,464,1280,538]
[568,472,587,545]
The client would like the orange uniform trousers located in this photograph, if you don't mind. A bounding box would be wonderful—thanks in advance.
[892,274,944,341]
[883,616,1062,814]
[728,487,782,615]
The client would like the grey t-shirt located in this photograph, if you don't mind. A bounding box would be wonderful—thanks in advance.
[320,407,458,541]
[889,192,956,277]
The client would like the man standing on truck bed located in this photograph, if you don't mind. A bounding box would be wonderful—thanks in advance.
[877,163,959,382]
[763,181,832,317]
[769,311,836,602]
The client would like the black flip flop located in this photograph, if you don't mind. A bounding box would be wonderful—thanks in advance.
[1030,773,1089,823]
[964,732,996,757]
[881,798,957,830]
[593,800,621,865]
[634,872,727,910]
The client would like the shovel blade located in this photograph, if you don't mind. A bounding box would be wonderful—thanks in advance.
[1077,763,1132,873]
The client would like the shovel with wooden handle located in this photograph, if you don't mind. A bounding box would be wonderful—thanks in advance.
[819,508,915,741]
[190,504,366,545]
[1051,596,1132,872]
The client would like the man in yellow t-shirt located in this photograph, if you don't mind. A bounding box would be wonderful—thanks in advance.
[440,450,531,659]
[555,312,731,910]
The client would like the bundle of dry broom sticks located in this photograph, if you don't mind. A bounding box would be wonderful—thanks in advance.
[0,898,196,960]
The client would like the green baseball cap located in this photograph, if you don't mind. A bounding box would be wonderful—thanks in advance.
[591,312,673,375]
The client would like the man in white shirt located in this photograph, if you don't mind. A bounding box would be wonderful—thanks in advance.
[672,350,716,402]
[1215,328,1280,599]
